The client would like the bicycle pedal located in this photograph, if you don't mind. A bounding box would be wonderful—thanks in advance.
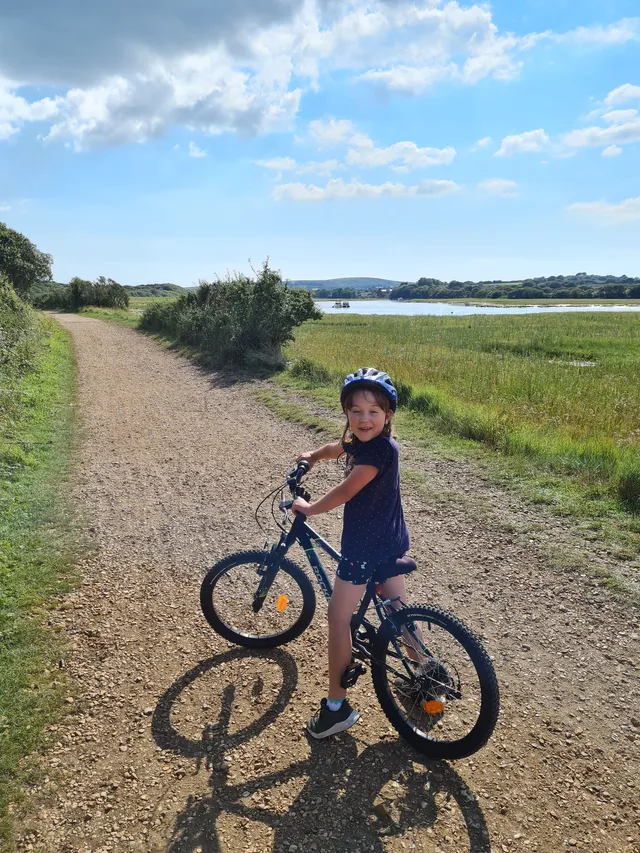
[340,662,367,689]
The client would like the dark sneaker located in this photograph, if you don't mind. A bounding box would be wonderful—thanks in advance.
[307,698,361,739]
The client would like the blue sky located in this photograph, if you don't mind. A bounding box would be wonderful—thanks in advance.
[1,0,639,285]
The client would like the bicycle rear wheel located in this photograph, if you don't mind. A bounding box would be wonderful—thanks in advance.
[371,605,499,760]
[200,550,316,649]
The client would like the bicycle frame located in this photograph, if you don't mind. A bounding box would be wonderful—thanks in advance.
[262,513,405,672]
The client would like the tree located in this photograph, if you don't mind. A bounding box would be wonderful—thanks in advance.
[0,222,52,298]
[597,284,627,299]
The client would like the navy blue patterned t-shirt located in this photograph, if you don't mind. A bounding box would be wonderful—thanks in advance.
[340,434,409,563]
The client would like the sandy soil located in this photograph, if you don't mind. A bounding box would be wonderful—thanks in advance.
[15,315,639,853]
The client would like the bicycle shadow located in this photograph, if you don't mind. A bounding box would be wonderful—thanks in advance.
[152,649,491,853]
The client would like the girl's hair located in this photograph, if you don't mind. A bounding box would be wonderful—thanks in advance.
[341,385,393,452]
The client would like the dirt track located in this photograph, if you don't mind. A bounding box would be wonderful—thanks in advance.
[16,315,639,853]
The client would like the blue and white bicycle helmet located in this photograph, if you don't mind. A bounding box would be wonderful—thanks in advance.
[340,367,398,412]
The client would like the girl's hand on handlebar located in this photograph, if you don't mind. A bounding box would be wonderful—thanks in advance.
[292,497,312,516]
[296,452,316,469]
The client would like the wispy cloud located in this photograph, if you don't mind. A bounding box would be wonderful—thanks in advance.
[273,177,461,202]
[567,195,640,224]
[495,129,550,157]
[188,141,207,158]
[605,83,640,106]
[478,178,519,197]
[601,144,622,157]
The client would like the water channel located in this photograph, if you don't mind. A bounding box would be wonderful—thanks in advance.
[316,299,640,316]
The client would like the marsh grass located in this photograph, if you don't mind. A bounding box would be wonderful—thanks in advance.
[286,312,640,511]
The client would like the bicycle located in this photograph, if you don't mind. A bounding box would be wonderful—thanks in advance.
[200,461,500,760]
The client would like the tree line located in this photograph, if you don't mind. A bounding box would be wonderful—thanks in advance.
[390,273,640,301]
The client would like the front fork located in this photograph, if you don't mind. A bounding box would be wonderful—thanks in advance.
[251,515,303,613]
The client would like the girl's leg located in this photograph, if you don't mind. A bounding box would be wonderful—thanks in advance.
[381,574,425,662]
[327,578,367,700]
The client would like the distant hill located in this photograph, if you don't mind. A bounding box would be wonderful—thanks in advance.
[289,277,401,291]
[124,282,190,297]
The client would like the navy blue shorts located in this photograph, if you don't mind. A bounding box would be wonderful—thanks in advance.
[336,554,417,586]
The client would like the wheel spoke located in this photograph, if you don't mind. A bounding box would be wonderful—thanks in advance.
[373,607,499,756]
[211,562,305,639]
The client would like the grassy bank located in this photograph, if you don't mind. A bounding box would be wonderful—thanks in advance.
[284,312,640,516]
[0,317,78,849]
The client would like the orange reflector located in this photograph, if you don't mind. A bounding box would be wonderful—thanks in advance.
[422,699,445,715]
[276,594,289,612]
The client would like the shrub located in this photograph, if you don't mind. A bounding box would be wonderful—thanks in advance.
[140,261,321,369]
[617,465,640,513]
[290,357,335,386]
[32,277,129,311]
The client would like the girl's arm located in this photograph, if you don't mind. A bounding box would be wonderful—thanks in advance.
[296,441,342,469]
[292,464,378,517]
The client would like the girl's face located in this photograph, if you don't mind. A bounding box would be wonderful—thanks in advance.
[346,389,391,442]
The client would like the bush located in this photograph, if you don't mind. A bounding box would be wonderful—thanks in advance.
[290,357,335,386]
[0,274,39,435]
[140,261,321,369]
[32,277,129,311]
[0,274,36,376]
[617,465,640,513]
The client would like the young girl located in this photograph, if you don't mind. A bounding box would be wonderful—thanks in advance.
[292,367,415,739]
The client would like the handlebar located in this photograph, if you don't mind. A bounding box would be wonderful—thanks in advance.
[281,460,311,512]
[286,459,310,489]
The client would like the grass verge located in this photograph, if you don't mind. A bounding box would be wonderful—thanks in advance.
[0,317,79,850]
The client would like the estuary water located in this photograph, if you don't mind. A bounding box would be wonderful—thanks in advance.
[316,299,640,316]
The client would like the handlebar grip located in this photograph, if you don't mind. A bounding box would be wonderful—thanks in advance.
[297,459,310,475]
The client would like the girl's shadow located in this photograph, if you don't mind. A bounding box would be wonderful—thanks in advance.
[152,649,491,852]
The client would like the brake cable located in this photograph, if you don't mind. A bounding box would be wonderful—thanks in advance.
[253,480,288,537]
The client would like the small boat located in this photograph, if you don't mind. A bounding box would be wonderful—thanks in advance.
[333,301,342,308]
[342,301,350,308]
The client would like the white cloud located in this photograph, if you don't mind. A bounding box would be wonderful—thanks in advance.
[604,83,640,106]
[300,119,456,172]
[273,176,461,201]
[297,159,342,176]
[41,51,302,149]
[255,156,298,171]
[602,109,638,123]
[0,80,59,139]
[495,129,550,157]
[306,118,359,147]
[567,196,640,224]
[358,63,457,95]
[346,139,456,169]
[602,144,622,157]
[478,178,518,197]
[255,155,341,176]
[2,4,639,149]
[476,136,493,148]
[188,141,207,158]
[0,203,11,212]
[555,18,640,45]
[562,117,640,150]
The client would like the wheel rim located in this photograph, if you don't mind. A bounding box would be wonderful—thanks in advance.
[209,561,306,640]
[382,614,487,746]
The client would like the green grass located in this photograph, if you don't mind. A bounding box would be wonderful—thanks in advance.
[0,318,79,850]
[285,312,640,515]
[79,305,141,327]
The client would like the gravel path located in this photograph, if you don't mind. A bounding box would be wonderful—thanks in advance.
[16,315,639,853]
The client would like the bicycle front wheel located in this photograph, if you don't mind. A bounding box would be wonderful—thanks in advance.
[200,550,316,649]
[371,605,499,760]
